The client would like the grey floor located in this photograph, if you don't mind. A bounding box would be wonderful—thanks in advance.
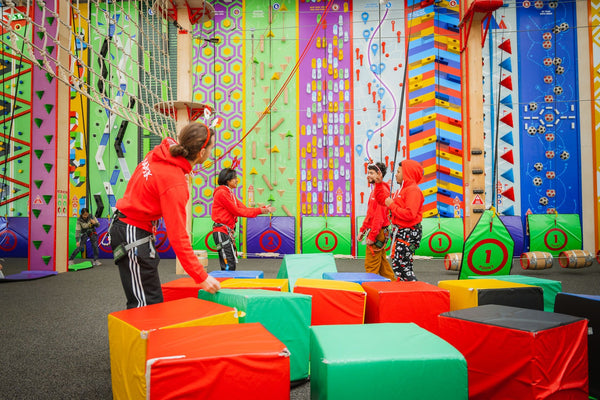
[1,255,599,399]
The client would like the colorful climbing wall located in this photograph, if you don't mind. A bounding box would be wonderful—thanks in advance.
[591,0,600,251]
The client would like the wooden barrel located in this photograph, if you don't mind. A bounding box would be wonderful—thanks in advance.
[194,250,208,268]
[558,250,594,268]
[520,251,553,270]
[444,253,462,271]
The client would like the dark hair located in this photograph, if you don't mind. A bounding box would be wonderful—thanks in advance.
[80,207,89,215]
[367,162,387,178]
[217,168,237,186]
[169,122,215,161]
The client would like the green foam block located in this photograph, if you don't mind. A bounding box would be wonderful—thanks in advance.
[69,261,93,271]
[199,288,311,381]
[277,253,337,291]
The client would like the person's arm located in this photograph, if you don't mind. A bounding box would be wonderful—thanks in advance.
[75,219,82,244]
[387,189,421,221]
[233,196,264,218]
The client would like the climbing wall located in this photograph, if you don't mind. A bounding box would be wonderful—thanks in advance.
[482,2,520,216]
[590,0,600,251]
[88,2,140,218]
[517,0,581,220]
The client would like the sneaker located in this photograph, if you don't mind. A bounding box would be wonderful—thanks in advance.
[68,260,75,266]
[93,260,102,266]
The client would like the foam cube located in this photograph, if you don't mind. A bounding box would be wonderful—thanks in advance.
[108,298,239,400]
[554,293,600,398]
[198,288,311,381]
[146,323,290,399]
[362,281,450,333]
[161,277,201,302]
[310,323,468,400]
[293,278,366,325]
[438,278,543,311]
[438,304,588,399]
[469,275,562,311]
[322,272,391,283]
[209,270,264,278]
[220,278,289,291]
[277,253,337,290]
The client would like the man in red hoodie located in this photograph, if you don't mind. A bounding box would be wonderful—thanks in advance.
[110,122,221,309]
[212,167,275,270]
[377,159,424,281]
[358,162,395,280]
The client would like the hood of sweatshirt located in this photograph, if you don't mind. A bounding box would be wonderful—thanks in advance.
[401,159,424,186]
[149,137,193,174]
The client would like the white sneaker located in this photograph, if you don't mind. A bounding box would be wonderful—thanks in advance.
[68,260,74,266]
[93,260,102,266]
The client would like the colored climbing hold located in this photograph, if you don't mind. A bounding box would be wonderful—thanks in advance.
[32,209,41,218]
[44,135,53,144]
[34,180,43,189]
[44,163,53,173]
[42,224,51,234]
[34,149,43,159]
[42,256,52,265]
[34,118,43,128]
[44,104,54,114]
[43,194,52,204]
[33,240,42,250]
[36,90,44,100]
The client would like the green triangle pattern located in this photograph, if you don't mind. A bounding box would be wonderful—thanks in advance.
[44,163,53,173]
[34,118,43,128]
[44,104,53,114]
[42,256,52,265]
[44,135,53,144]
[34,180,43,189]
[45,46,55,55]
[36,31,44,40]
[43,194,52,204]
[34,149,43,159]
[46,17,55,26]
[37,59,44,68]
[42,224,51,234]
[45,73,53,83]
[33,240,42,250]
[32,209,41,218]
[36,90,44,100]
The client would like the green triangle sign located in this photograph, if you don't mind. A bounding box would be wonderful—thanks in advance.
[34,149,44,159]
[44,135,53,144]
[42,255,52,265]
[32,209,41,218]
[33,240,42,250]
[45,46,55,55]
[46,17,55,26]
[44,104,54,114]
[45,73,53,83]
[44,163,53,173]
[37,59,44,68]
[42,224,52,234]
[36,90,44,100]
[36,31,45,41]
[34,180,43,189]
[34,118,43,128]
[43,194,52,204]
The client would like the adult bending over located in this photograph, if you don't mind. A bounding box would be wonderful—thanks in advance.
[110,122,220,309]
[212,167,275,270]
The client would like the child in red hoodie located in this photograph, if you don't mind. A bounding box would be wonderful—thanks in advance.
[212,168,275,270]
[376,159,424,281]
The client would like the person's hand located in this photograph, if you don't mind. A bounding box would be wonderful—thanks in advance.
[357,231,365,242]
[261,206,276,214]
[384,197,393,207]
[75,242,80,247]
[200,275,221,294]
[366,238,375,245]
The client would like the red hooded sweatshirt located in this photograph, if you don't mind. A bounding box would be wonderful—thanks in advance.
[360,181,391,242]
[376,159,424,228]
[211,185,262,234]
[115,137,208,284]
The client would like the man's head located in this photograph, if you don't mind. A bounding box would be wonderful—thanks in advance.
[218,168,238,188]
[80,207,90,220]
[395,159,424,185]
[367,162,387,184]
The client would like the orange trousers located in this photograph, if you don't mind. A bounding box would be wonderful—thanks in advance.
[364,228,396,281]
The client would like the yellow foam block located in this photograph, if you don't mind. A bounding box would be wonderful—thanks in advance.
[108,298,239,400]
[221,278,290,292]
[438,279,540,311]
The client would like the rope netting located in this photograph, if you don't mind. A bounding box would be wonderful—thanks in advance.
[1,0,180,139]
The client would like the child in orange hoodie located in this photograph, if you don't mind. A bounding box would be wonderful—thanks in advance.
[376,159,424,281]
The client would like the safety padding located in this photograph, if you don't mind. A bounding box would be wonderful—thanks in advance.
[469,275,562,312]
[220,278,289,292]
[554,293,600,398]
[310,323,468,400]
[438,278,543,311]
[322,272,390,284]
[277,253,337,290]
[209,270,264,279]
[198,289,311,381]
[161,278,201,302]
[146,323,290,400]
[108,298,239,400]
[362,281,449,334]
[293,278,366,325]
[438,305,589,400]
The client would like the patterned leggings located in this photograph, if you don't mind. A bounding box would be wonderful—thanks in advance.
[390,225,422,281]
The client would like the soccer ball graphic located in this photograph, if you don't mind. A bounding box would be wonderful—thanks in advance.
[553,86,563,95]
[529,102,538,111]
[560,22,569,31]
[552,25,561,34]
[546,150,555,159]
[533,177,543,186]
[527,126,538,135]
[560,150,570,160]
[546,189,556,197]
[555,66,565,75]
[549,1,558,8]
[553,57,562,66]
[539,197,549,206]
[546,171,556,179]
[537,125,546,134]
[545,133,555,142]
[534,162,543,171]
[542,32,552,41]
[544,75,553,84]
[543,58,553,66]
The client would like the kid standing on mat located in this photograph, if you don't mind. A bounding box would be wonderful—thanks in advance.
[376,159,424,281]
[212,167,275,270]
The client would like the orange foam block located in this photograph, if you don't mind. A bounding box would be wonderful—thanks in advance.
[362,281,450,333]
[146,323,290,400]
[221,278,290,291]
[108,298,239,400]
[161,277,201,302]
[293,278,366,325]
